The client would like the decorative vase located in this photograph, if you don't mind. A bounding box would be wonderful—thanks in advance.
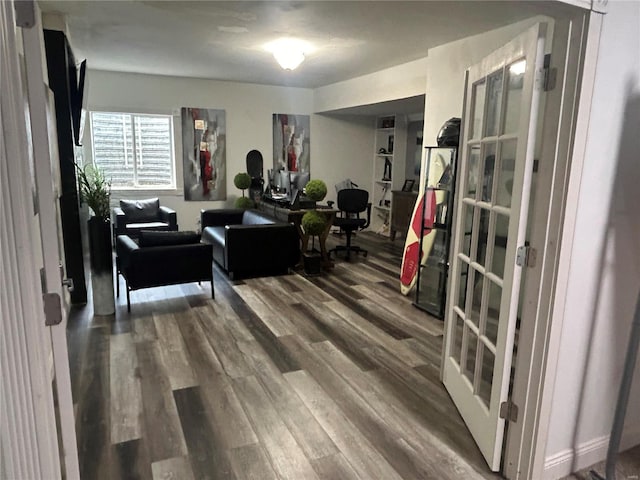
[303,251,322,276]
[88,217,115,315]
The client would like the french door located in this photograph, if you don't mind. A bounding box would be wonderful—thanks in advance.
[442,24,546,471]
[21,12,81,479]
[0,2,80,478]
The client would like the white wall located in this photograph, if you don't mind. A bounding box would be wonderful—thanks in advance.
[544,2,640,477]
[312,113,375,199]
[86,70,373,229]
[423,15,553,145]
[314,58,428,114]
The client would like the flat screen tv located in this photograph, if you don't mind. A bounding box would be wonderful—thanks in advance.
[71,59,88,146]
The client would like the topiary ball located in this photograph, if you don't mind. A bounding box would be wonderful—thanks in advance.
[234,172,252,190]
[235,196,254,209]
[304,179,327,202]
[301,210,327,236]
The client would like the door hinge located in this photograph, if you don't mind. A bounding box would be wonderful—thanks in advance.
[500,400,519,422]
[516,245,537,268]
[14,0,36,28]
[43,293,63,326]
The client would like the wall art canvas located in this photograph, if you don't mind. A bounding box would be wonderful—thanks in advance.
[272,114,310,174]
[182,107,226,201]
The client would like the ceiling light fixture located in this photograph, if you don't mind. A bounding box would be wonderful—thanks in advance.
[265,38,310,71]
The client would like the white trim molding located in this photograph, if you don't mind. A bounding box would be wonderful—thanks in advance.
[543,425,640,479]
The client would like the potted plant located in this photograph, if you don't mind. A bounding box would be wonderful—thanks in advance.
[300,179,328,276]
[234,172,254,209]
[76,163,115,315]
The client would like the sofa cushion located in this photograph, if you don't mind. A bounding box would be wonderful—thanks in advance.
[120,198,160,223]
[242,210,276,225]
[138,230,200,247]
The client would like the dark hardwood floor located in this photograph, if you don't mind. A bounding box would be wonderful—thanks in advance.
[68,231,502,479]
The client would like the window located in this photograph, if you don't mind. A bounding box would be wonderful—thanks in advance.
[90,112,175,189]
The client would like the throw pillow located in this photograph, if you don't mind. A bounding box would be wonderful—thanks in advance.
[120,198,160,223]
[138,230,200,247]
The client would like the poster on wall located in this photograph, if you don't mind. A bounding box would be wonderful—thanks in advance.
[181,107,226,201]
[272,114,310,174]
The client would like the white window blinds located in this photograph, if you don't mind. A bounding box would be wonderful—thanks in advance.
[90,112,175,189]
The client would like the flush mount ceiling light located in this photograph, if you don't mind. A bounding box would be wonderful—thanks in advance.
[265,38,311,71]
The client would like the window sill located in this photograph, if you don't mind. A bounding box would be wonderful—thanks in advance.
[110,188,184,198]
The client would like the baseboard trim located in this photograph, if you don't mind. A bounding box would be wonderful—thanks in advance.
[543,425,640,479]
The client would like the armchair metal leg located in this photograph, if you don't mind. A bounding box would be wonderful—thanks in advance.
[126,283,131,313]
[210,262,215,299]
[115,257,121,298]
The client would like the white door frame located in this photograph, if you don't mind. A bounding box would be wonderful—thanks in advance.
[0,1,61,478]
[496,5,606,480]
[520,9,606,480]
[0,0,609,477]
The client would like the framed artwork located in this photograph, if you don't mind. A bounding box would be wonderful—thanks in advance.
[273,113,310,174]
[181,107,226,201]
[402,179,415,192]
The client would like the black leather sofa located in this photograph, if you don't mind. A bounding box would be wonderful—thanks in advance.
[201,209,299,279]
[116,231,213,311]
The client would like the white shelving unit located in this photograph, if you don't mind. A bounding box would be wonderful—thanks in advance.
[371,115,407,236]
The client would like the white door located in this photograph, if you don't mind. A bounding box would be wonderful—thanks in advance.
[21,7,81,480]
[1,1,63,478]
[0,2,79,478]
[442,23,546,471]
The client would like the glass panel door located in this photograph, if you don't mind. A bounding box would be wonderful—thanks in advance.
[442,23,546,471]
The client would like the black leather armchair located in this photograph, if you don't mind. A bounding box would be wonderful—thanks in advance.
[113,198,178,239]
[329,188,372,260]
[116,231,213,311]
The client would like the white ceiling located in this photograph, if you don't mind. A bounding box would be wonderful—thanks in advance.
[39,0,560,93]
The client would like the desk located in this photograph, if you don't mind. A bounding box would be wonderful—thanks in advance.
[257,202,337,269]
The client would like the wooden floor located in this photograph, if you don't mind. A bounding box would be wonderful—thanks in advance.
[68,231,502,480]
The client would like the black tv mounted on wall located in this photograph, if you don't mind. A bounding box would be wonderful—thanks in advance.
[70,59,88,146]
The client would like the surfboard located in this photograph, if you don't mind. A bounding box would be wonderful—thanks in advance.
[400,152,447,296]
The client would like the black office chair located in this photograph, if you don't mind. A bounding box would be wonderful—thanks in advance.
[329,188,372,260]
